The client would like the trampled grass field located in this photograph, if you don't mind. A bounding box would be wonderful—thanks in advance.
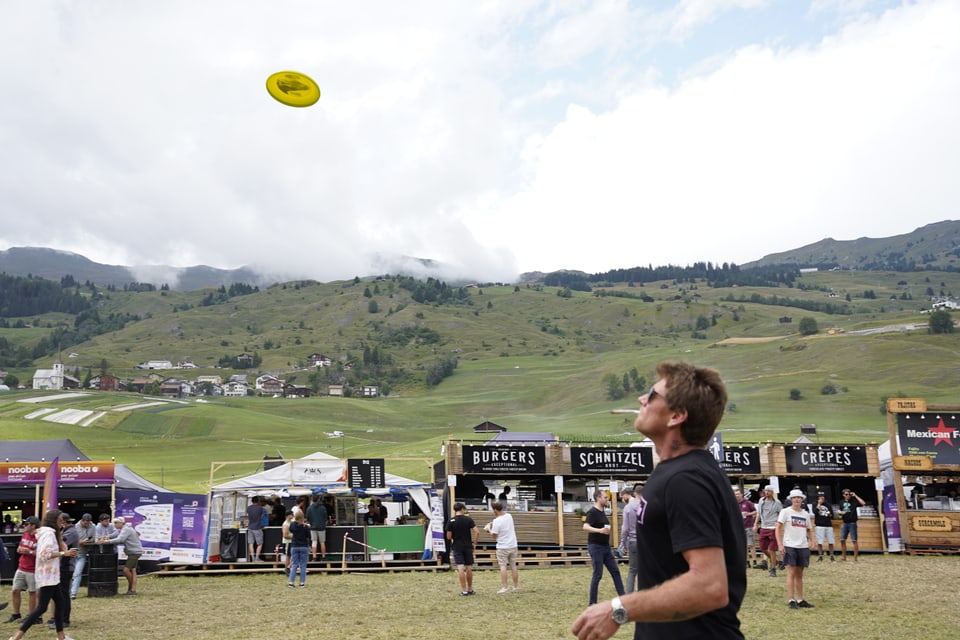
[20,554,959,640]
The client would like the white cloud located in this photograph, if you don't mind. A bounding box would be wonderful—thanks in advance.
[0,1,956,284]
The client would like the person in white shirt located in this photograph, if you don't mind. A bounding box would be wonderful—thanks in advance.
[485,501,519,593]
[775,489,816,609]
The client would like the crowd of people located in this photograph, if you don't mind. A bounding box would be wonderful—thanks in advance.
[2,508,142,640]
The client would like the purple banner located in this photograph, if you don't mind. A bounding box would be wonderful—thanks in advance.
[115,490,208,563]
[882,485,902,552]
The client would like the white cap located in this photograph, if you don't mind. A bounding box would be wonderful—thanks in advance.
[788,489,805,500]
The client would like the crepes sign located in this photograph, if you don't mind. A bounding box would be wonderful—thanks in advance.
[784,446,868,474]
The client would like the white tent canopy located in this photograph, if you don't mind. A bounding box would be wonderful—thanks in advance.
[210,451,431,520]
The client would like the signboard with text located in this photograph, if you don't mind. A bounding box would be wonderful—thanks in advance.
[784,446,869,474]
[569,447,653,475]
[718,446,762,475]
[0,461,115,485]
[897,413,960,466]
[347,458,385,489]
[115,490,208,563]
[461,446,546,474]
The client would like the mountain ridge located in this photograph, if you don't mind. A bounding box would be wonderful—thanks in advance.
[3,220,960,290]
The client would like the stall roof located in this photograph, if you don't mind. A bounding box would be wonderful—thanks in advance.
[489,432,555,443]
[210,451,430,493]
[0,438,172,492]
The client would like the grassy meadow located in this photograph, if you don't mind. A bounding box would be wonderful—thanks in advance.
[18,554,959,640]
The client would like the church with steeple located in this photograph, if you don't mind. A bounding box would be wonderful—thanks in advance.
[32,356,66,390]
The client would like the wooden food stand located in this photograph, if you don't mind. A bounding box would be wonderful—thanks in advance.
[886,398,960,554]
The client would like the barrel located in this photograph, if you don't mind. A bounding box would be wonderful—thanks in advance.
[87,549,118,597]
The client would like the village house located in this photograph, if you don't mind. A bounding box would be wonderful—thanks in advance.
[89,374,123,392]
[223,380,248,397]
[284,383,312,398]
[362,385,378,398]
[308,353,332,367]
[328,384,344,397]
[257,374,284,396]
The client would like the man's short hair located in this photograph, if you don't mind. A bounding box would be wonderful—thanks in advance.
[491,501,504,512]
[656,361,727,447]
[453,502,465,512]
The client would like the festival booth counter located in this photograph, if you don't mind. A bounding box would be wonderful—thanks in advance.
[207,453,439,563]
[444,437,655,548]
[754,441,885,552]
[0,439,201,581]
[885,398,960,553]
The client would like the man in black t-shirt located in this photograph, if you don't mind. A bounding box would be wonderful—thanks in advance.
[583,491,625,605]
[573,362,745,640]
[445,502,478,596]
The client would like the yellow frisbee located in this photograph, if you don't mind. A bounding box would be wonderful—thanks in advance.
[266,70,321,107]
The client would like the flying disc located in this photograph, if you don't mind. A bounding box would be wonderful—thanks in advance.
[266,70,320,107]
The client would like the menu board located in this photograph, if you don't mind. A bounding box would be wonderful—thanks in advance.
[348,458,385,489]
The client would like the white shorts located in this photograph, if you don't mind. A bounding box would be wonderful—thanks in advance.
[815,526,835,545]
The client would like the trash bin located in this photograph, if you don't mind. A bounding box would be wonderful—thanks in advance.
[87,547,118,597]
[220,528,239,562]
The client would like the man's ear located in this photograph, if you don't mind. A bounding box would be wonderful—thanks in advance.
[666,408,688,429]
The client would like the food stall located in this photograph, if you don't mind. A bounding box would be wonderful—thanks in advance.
[206,452,434,562]
[886,398,960,553]
[444,435,654,548]
[756,441,885,552]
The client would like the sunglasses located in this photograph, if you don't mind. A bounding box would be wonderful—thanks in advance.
[644,386,660,403]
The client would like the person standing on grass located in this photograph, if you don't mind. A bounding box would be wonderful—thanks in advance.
[46,513,77,629]
[108,518,142,596]
[445,502,478,596]
[618,485,642,593]
[584,490,625,605]
[838,489,866,561]
[9,509,77,640]
[5,516,39,626]
[485,501,519,593]
[776,489,816,609]
[306,494,328,561]
[287,510,310,588]
[572,362,746,640]
[755,485,782,576]
[69,514,95,599]
[735,489,758,568]
[246,495,266,562]
[813,493,836,562]
[281,511,294,570]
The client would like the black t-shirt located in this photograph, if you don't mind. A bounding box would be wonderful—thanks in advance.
[634,449,746,640]
[813,502,834,527]
[445,514,476,549]
[840,498,859,523]
[289,521,311,547]
[585,507,611,546]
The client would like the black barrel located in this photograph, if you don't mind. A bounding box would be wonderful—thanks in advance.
[220,528,239,562]
[87,548,118,597]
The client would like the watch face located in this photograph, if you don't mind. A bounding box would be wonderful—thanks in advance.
[613,607,629,625]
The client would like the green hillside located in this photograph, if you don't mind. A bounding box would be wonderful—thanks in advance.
[2,268,960,492]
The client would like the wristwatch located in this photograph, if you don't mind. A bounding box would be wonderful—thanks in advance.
[611,597,629,625]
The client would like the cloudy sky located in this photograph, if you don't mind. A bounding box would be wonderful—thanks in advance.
[1,1,958,284]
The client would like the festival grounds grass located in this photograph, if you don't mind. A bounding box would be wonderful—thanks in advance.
[12,554,957,640]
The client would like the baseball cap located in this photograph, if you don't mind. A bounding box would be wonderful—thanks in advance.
[81,513,93,521]
[763,484,775,492]
[24,516,40,525]
[99,513,111,521]
[788,489,806,499]
[62,514,75,523]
